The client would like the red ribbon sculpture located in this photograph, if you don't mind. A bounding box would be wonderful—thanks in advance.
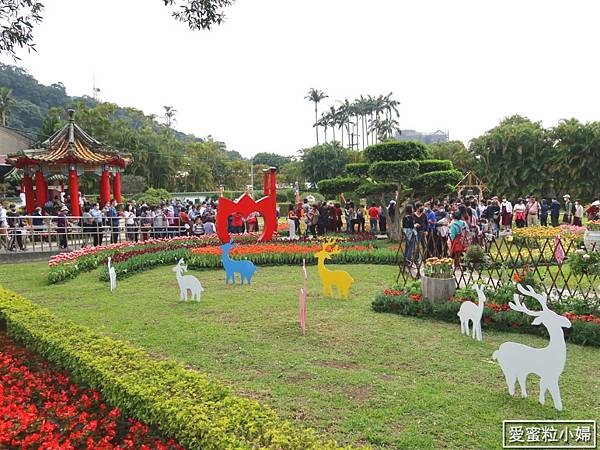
[216,167,278,243]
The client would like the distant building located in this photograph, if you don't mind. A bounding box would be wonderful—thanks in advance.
[0,125,34,182]
[395,129,449,145]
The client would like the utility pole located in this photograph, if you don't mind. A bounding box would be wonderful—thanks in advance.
[250,157,254,196]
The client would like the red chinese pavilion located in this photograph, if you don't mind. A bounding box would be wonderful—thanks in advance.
[6,110,132,216]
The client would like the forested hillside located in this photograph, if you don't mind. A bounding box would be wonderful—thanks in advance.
[0,64,255,192]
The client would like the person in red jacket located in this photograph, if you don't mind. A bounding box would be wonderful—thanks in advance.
[231,211,244,234]
[368,202,379,234]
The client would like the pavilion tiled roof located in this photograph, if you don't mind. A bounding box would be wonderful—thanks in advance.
[7,110,132,168]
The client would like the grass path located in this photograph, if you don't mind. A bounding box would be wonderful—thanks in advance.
[0,262,599,449]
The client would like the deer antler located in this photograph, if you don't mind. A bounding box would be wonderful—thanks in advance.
[517,284,548,309]
[509,285,546,316]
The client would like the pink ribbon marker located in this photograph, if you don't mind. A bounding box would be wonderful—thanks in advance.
[299,259,307,335]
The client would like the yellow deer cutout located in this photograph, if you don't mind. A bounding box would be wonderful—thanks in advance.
[314,239,354,300]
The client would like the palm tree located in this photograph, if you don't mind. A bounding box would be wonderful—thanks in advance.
[327,106,337,143]
[378,118,400,141]
[318,112,329,142]
[163,106,177,128]
[0,88,13,127]
[304,88,328,145]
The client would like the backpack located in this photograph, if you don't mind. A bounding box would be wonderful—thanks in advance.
[459,226,471,252]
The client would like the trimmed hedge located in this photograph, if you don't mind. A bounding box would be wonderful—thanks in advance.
[345,163,370,177]
[368,160,420,182]
[0,288,360,449]
[372,292,600,347]
[416,159,453,174]
[363,141,429,163]
[317,177,362,195]
[354,181,396,197]
[410,170,463,197]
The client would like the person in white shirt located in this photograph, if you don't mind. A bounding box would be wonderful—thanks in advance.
[573,200,584,226]
[500,198,513,232]
[0,202,8,250]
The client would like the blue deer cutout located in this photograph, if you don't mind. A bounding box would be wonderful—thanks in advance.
[220,241,257,285]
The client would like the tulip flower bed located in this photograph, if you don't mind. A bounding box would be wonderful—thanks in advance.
[0,331,184,449]
[512,224,586,242]
[372,287,600,347]
[48,233,270,284]
[100,242,398,282]
[0,288,348,450]
[48,233,383,284]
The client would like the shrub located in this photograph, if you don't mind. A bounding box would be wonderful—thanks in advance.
[569,250,600,276]
[463,245,490,270]
[416,159,453,173]
[368,160,420,182]
[372,290,600,347]
[132,188,172,206]
[363,141,429,163]
[317,177,362,196]
[0,288,357,450]
[345,163,370,177]
[354,181,396,197]
[410,170,463,196]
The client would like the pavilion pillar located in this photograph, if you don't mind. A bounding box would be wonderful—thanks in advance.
[100,169,111,206]
[23,172,35,214]
[68,167,80,216]
[34,169,47,208]
[112,170,122,203]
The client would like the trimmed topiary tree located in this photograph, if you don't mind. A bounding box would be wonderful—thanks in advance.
[318,141,462,241]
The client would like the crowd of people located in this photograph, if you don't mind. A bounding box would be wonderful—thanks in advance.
[1,189,599,257]
[399,194,600,269]
[0,196,227,251]
[286,197,392,238]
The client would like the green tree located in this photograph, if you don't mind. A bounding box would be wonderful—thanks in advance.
[252,152,291,168]
[470,115,550,199]
[279,160,304,186]
[318,141,461,241]
[163,105,177,128]
[299,142,350,188]
[0,1,43,59]
[549,118,600,200]
[36,106,61,140]
[304,88,328,145]
[0,86,13,126]
[428,140,478,174]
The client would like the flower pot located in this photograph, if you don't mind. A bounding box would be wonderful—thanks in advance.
[583,230,600,252]
[421,275,456,304]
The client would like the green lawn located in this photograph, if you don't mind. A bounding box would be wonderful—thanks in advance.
[1,261,599,449]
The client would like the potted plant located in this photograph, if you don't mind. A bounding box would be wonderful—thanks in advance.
[421,257,455,303]
[584,220,600,252]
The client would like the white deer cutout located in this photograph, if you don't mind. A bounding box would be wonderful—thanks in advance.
[173,258,204,302]
[493,284,572,411]
[457,284,486,341]
[107,257,117,292]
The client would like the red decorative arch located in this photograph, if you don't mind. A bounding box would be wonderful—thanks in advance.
[216,194,277,243]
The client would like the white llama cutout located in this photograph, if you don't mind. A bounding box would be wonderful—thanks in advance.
[493,284,571,411]
[173,258,204,302]
[457,284,486,341]
[107,257,117,292]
